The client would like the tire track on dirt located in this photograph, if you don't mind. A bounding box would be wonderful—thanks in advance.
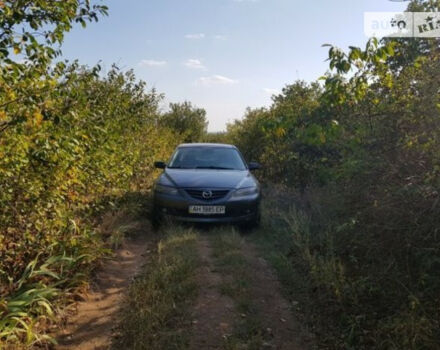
[55,221,151,350]
[190,235,236,350]
[240,241,312,350]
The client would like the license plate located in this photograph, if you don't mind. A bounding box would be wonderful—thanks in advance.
[189,206,226,215]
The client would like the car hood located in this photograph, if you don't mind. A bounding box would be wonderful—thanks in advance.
[159,169,256,189]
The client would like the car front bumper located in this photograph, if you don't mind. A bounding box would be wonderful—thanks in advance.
[153,190,260,224]
[163,212,258,224]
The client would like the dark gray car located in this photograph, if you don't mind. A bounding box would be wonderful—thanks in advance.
[152,143,261,227]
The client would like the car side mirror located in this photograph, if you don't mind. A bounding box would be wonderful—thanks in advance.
[154,161,166,169]
[248,162,261,171]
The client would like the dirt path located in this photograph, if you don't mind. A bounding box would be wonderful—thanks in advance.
[56,223,150,350]
[191,231,311,350]
[190,236,236,349]
[54,224,311,350]
[241,241,311,350]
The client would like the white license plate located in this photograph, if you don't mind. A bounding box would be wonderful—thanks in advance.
[189,206,226,215]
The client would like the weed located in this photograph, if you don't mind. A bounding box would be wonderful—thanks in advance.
[251,188,440,349]
[113,225,199,350]
[208,228,267,350]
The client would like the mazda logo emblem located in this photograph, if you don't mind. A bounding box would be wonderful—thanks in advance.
[202,190,213,199]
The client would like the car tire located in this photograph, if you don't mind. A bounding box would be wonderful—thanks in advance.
[239,211,261,232]
[250,212,261,229]
[150,205,162,230]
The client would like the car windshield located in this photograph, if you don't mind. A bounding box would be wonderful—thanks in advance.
[168,147,246,170]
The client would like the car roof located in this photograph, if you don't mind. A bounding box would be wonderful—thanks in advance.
[177,143,236,149]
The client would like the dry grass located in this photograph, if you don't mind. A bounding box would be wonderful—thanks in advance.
[251,186,440,349]
[208,228,269,350]
[113,225,199,350]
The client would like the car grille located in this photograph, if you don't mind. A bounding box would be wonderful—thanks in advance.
[185,189,230,201]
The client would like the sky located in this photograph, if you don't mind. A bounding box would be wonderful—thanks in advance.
[61,0,408,131]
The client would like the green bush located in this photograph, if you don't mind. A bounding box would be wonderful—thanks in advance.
[227,33,440,349]
[0,63,183,346]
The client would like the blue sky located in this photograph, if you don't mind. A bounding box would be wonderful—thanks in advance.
[61,0,408,131]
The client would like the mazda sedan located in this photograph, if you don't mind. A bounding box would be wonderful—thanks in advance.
[151,143,261,228]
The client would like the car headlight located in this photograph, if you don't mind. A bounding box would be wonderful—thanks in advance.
[155,184,178,195]
[231,186,259,199]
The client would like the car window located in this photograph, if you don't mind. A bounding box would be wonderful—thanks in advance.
[168,147,246,170]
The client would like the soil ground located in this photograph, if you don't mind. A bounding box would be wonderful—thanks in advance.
[189,236,236,349]
[55,227,150,350]
[240,242,310,349]
[55,224,312,350]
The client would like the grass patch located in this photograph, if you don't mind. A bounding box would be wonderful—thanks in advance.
[208,228,269,350]
[250,216,319,341]
[251,189,440,349]
[113,225,199,350]
[249,198,344,348]
[0,192,152,348]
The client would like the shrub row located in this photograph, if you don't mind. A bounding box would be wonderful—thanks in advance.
[0,63,181,347]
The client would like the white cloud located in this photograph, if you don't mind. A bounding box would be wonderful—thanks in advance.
[214,35,227,40]
[184,59,207,70]
[185,33,205,39]
[263,88,281,96]
[197,75,239,86]
[139,59,167,67]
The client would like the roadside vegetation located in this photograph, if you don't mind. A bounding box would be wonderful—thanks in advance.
[0,1,207,347]
[1,0,439,349]
[222,1,440,346]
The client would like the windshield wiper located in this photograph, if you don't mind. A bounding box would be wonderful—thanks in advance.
[195,166,235,170]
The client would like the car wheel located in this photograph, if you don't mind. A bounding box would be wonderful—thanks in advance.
[239,212,261,232]
[150,206,162,230]
[250,212,261,229]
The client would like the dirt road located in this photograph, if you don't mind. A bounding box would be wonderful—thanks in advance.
[55,221,151,350]
[190,233,309,349]
[55,225,312,350]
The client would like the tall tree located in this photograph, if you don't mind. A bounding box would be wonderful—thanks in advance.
[160,102,208,142]
[0,0,108,66]
[0,1,108,134]
[384,0,440,70]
